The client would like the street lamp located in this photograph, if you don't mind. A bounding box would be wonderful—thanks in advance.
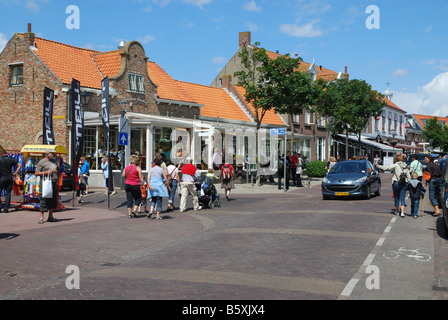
[81,91,91,107]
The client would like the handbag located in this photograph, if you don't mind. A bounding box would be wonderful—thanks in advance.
[42,173,53,198]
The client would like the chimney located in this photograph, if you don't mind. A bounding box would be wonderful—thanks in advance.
[222,75,232,89]
[343,66,349,80]
[239,31,251,48]
[23,23,35,47]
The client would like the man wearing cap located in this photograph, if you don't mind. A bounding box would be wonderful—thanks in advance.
[179,157,202,212]
[0,149,22,213]
[35,151,59,224]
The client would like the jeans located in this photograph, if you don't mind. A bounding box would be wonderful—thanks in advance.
[428,180,440,207]
[0,178,13,211]
[168,179,178,204]
[296,174,303,187]
[392,181,407,207]
[410,197,420,217]
[278,169,290,189]
[151,196,162,212]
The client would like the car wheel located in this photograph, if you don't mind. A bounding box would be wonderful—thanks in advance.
[375,182,381,197]
[365,185,371,200]
[444,216,448,239]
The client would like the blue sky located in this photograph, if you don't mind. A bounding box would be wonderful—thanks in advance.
[1,0,448,117]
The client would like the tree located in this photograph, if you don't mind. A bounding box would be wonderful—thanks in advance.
[316,79,385,158]
[423,117,448,151]
[267,54,322,151]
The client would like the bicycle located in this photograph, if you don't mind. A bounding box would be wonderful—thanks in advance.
[383,247,431,262]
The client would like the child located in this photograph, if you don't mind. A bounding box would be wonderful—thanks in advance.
[406,172,426,219]
[76,161,87,204]
[138,177,149,214]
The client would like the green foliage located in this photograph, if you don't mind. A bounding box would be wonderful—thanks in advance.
[305,161,328,177]
[423,117,448,151]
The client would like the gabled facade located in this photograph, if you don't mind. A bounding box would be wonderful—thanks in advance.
[210,31,345,161]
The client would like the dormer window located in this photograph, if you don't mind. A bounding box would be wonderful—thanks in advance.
[128,73,145,93]
[10,64,23,86]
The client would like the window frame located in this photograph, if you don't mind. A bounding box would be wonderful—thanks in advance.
[10,64,24,86]
[128,73,145,94]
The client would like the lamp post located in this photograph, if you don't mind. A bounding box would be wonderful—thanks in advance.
[81,91,91,107]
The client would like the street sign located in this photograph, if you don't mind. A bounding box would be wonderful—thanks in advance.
[119,132,128,146]
[119,117,128,134]
[270,128,286,136]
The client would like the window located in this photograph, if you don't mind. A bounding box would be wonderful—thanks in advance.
[128,74,145,93]
[10,65,23,85]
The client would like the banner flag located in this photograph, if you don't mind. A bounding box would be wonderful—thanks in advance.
[101,77,114,201]
[43,87,55,145]
[71,79,84,192]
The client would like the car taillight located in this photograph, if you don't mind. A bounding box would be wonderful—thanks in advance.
[62,172,68,177]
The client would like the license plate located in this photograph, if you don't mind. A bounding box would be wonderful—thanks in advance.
[335,192,349,196]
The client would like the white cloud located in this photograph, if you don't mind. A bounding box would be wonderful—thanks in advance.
[246,21,259,31]
[0,33,7,53]
[394,72,448,116]
[182,0,212,9]
[243,0,262,12]
[391,68,409,77]
[281,20,323,38]
[137,35,155,44]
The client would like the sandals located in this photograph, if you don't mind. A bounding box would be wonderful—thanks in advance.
[37,218,44,224]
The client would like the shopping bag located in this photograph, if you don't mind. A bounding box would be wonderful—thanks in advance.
[42,173,53,198]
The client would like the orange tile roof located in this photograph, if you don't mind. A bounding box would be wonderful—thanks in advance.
[29,36,104,89]
[179,81,252,122]
[93,50,122,79]
[264,49,339,81]
[413,113,448,129]
[383,96,405,113]
[147,61,197,104]
[234,86,286,126]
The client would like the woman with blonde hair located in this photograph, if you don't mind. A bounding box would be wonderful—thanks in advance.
[376,154,410,217]
[123,155,145,218]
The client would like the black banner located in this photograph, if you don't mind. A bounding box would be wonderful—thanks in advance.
[43,87,55,145]
[71,79,84,192]
[101,77,114,197]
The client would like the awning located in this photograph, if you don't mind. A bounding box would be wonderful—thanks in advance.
[20,145,68,156]
[337,134,396,152]
[391,143,421,151]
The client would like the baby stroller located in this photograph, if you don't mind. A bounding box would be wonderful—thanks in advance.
[197,178,221,209]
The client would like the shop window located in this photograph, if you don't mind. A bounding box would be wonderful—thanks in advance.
[10,65,23,86]
[153,127,173,164]
[128,73,145,93]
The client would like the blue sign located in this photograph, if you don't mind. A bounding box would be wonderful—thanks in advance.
[119,132,128,146]
[270,128,286,136]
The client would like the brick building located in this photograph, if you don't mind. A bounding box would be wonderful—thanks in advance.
[0,24,287,186]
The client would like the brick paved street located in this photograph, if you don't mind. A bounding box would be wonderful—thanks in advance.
[1,174,447,304]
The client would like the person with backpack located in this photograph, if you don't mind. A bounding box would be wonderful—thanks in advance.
[220,162,234,201]
[409,154,423,182]
[376,154,410,217]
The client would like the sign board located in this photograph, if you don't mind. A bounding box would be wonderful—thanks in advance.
[119,132,129,146]
[119,117,129,134]
[270,128,286,136]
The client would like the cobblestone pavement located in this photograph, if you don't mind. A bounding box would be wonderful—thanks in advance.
[0,174,447,302]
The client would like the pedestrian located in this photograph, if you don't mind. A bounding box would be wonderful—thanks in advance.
[296,154,304,187]
[376,154,410,217]
[277,153,290,190]
[80,156,90,194]
[139,176,149,215]
[220,161,235,200]
[409,154,423,182]
[290,152,298,186]
[0,149,22,213]
[327,156,337,173]
[101,157,116,195]
[76,161,87,204]
[406,172,426,219]
[424,154,442,217]
[166,160,180,211]
[147,157,170,220]
[35,151,59,224]
[179,157,202,212]
[123,155,145,219]
[373,154,382,167]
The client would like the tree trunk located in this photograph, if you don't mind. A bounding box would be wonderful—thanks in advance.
[345,131,349,160]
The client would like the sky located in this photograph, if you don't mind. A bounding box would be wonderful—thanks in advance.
[1,0,448,117]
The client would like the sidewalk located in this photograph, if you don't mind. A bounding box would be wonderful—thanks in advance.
[341,191,448,300]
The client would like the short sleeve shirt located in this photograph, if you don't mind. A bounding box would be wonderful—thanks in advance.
[36,158,58,182]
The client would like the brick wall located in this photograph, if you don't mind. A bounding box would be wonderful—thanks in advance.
[0,33,69,152]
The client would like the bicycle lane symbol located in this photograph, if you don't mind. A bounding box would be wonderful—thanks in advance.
[383,247,431,262]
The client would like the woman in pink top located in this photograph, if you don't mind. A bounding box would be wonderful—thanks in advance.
[122,155,145,218]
